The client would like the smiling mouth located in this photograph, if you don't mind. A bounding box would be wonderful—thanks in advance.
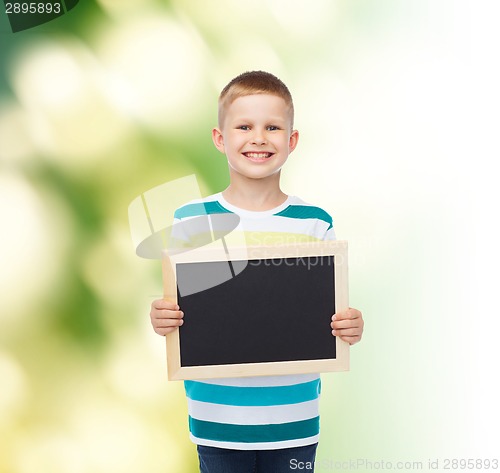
[243,152,274,160]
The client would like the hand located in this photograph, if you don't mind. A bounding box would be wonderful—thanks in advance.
[150,299,184,336]
[331,307,364,345]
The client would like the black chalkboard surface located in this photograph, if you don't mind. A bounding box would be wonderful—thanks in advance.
[178,256,335,366]
[162,242,349,380]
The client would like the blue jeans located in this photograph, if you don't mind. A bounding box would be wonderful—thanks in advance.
[197,443,318,473]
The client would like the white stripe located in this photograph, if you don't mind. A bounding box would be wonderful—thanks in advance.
[188,399,319,425]
[239,219,329,234]
[218,193,293,217]
[180,194,220,205]
[177,219,328,241]
[190,433,320,451]
[196,373,320,387]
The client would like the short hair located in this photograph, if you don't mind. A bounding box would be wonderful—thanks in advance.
[218,71,294,129]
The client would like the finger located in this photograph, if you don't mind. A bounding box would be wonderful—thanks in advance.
[154,326,179,336]
[152,299,180,311]
[154,317,184,328]
[332,327,361,337]
[331,318,362,330]
[332,308,361,321]
[152,310,184,320]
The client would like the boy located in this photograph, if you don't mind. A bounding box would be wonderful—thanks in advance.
[150,71,364,472]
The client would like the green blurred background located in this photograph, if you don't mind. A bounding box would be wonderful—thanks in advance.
[1,1,499,472]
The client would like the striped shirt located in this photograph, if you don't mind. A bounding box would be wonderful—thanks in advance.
[172,192,335,450]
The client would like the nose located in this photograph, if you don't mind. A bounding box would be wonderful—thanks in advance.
[250,129,267,145]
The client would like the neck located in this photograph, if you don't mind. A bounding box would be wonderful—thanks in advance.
[222,175,287,211]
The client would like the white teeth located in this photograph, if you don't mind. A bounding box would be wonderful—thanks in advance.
[245,152,271,159]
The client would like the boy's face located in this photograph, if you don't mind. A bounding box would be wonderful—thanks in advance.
[212,94,299,182]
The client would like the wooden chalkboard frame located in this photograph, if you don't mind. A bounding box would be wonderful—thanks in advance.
[162,241,349,381]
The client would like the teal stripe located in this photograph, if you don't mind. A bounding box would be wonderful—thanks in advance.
[174,201,232,219]
[189,416,320,443]
[184,379,320,406]
[275,205,333,230]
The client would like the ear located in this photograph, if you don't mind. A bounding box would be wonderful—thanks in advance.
[288,129,299,153]
[212,128,225,153]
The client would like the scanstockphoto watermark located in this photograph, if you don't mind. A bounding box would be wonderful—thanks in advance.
[310,458,425,470]
[290,457,499,471]
[290,458,424,471]
[1,0,80,33]
[248,255,342,271]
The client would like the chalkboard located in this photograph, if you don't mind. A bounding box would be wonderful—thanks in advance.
[162,241,349,380]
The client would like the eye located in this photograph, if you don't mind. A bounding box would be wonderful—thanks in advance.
[267,125,280,131]
[237,125,250,131]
